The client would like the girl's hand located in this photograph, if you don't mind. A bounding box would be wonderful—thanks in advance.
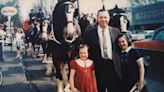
[137,81,144,91]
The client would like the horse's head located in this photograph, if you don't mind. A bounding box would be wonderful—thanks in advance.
[53,1,81,43]
[109,13,129,32]
[119,14,129,32]
[41,19,50,41]
[63,1,81,43]
[42,19,49,32]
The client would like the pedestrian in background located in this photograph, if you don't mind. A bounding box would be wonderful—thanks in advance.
[15,28,24,58]
[117,33,148,92]
[0,24,6,62]
[83,9,121,92]
[69,44,97,92]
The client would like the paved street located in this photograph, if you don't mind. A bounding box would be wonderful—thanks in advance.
[0,45,164,92]
[0,45,57,92]
[22,53,57,92]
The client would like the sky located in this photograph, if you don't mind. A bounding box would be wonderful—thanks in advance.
[79,0,130,13]
[19,0,130,20]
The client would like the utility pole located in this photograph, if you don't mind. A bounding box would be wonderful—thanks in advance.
[101,0,105,9]
[76,0,80,19]
[40,0,43,10]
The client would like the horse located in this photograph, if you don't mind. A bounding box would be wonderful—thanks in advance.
[29,19,43,57]
[108,12,130,33]
[40,18,52,58]
[40,18,55,75]
[79,13,96,37]
[52,1,81,91]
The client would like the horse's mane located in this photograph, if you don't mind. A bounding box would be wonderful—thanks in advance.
[52,1,68,43]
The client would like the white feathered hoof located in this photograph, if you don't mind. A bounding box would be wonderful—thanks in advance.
[42,54,47,63]
[57,79,64,92]
[61,64,68,86]
[45,63,54,76]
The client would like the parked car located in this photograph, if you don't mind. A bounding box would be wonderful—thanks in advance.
[143,30,154,39]
[130,31,145,41]
[133,28,164,52]
[133,26,164,68]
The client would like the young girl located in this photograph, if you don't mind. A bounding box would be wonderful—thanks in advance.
[117,34,148,92]
[69,44,97,92]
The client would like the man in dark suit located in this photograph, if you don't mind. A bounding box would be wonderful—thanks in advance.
[29,9,37,24]
[83,9,122,92]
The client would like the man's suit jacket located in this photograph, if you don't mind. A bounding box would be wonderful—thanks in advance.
[83,24,122,78]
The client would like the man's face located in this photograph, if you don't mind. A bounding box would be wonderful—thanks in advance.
[97,11,110,29]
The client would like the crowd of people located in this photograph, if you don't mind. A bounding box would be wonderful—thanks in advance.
[0,23,24,59]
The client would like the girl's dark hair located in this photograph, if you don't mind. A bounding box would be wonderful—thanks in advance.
[79,44,89,50]
[117,33,132,46]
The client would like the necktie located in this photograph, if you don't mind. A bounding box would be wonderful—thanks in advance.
[102,30,108,59]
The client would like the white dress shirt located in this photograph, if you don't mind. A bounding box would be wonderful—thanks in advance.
[97,25,112,59]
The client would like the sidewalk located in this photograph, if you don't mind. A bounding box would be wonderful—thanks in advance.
[0,45,30,92]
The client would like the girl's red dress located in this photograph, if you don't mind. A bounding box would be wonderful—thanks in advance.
[70,60,98,92]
